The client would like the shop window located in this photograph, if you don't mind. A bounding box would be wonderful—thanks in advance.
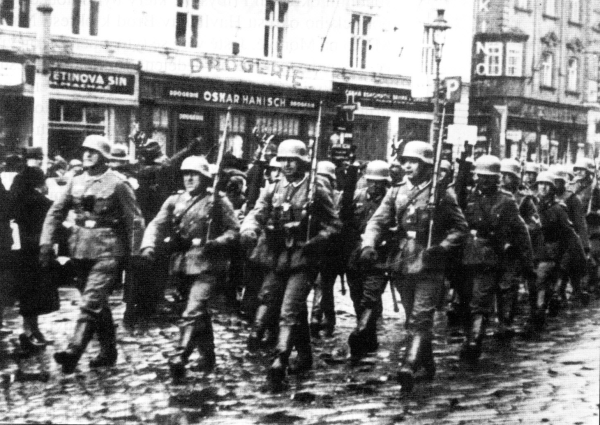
[544,0,555,16]
[569,0,580,23]
[350,14,371,70]
[541,52,554,87]
[219,113,246,133]
[49,101,106,127]
[176,0,200,48]
[0,0,30,28]
[152,107,169,130]
[63,103,84,122]
[264,0,287,59]
[567,58,578,92]
[506,42,523,77]
[72,0,100,36]
[86,106,105,124]
[255,115,299,136]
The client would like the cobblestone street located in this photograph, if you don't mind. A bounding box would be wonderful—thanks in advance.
[1,282,598,425]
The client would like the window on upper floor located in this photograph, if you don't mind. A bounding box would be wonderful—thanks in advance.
[0,0,30,28]
[567,58,578,92]
[72,0,100,36]
[569,0,580,23]
[176,0,200,48]
[544,0,556,16]
[506,42,523,76]
[264,0,287,59]
[421,27,435,76]
[541,52,554,87]
[485,42,503,76]
[515,0,528,9]
[350,14,371,69]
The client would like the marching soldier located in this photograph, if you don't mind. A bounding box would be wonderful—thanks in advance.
[240,139,340,391]
[40,135,144,374]
[140,156,239,379]
[522,162,540,191]
[530,171,583,331]
[345,160,391,359]
[361,141,467,392]
[498,159,539,336]
[459,155,532,363]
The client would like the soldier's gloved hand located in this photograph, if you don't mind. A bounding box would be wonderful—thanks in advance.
[240,231,258,252]
[302,234,327,256]
[423,245,447,262]
[359,246,378,264]
[203,239,226,255]
[39,244,55,269]
[140,247,156,263]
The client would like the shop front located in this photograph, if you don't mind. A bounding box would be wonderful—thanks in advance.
[140,74,327,160]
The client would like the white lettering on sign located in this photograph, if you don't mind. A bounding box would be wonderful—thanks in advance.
[179,113,204,121]
[49,68,135,94]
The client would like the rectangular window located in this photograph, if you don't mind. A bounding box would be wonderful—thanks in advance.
[544,0,555,15]
[567,58,578,91]
[541,53,554,86]
[0,0,30,28]
[486,42,503,76]
[72,0,100,36]
[219,113,246,133]
[569,0,580,22]
[255,115,299,136]
[175,0,200,48]
[350,13,371,69]
[421,28,435,76]
[506,42,523,76]
[264,0,287,58]
[152,108,169,129]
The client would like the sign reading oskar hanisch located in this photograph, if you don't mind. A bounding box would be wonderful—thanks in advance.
[49,68,135,95]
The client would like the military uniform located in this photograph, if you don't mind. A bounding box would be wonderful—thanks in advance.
[242,170,340,387]
[362,178,467,388]
[40,167,144,372]
[141,187,239,374]
[460,186,531,361]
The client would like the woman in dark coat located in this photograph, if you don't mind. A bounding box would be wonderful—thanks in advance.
[11,166,56,351]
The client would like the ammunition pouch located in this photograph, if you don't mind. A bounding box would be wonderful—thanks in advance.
[161,232,192,255]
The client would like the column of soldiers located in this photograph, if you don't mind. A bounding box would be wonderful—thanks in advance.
[29,132,600,393]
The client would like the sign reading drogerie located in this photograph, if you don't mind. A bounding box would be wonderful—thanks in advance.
[49,68,135,95]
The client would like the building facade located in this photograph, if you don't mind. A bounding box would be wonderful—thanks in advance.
[470,0,600,163]
[0,0,474,162]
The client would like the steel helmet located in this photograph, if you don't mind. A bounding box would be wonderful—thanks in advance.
[439,159,452,172]
[268,157,281,169]
[549,164,568,182]
[500,158,521,178]
[364,160,391,181]
[180,155,211,178]
[317,161,336,181]
[82,135,112,159]
[474,155,501,176]
[400,140,434,165]
[524,162,540,174]
[573,157,595,174]
[276,139,310,163]
[535,171,556,188]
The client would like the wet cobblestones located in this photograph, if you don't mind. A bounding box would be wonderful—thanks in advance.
[1,285,598,424]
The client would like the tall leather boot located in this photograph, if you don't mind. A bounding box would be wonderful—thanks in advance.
[289,317,312,374]
[397,333,424,393]
[496,290,516,339]
[267,325,294,391]
[570,274,591,307]
[310,287,323,338]
[247,304,269,351]
[54,317,95,374]
[415,336,435,381]
[460,314,486,363]
[168,323,197,379]
[348,308,375,360]
[196,315,216,372]
[89,309,118,368]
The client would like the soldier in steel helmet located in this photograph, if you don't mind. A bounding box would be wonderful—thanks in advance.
[459,155,532,364]
[522,162,540,191]
[529,171,583,331]
[361,141,467,392]
[240,139,340,391]
[40,135,145,374]
[139,155,239,379]
[549,164,590,308]
[309,160,341,338]
[497,158,539,337]
[345,159,391,360]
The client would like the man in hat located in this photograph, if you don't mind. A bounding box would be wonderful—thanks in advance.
[40,135,144,374]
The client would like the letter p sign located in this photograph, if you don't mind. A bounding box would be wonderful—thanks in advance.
[444,77,462,103]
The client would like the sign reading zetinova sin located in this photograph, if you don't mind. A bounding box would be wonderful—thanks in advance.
[49,68,135,95]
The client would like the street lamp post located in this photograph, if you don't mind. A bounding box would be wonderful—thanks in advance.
[425,9,450,148]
